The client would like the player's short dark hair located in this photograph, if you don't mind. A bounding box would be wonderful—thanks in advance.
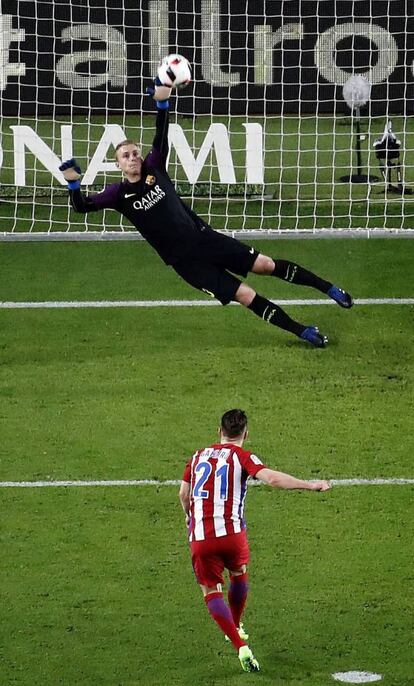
[220,409,248,438]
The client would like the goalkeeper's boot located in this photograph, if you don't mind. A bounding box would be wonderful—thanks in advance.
[300,326,328,348]
[225,622,249,642]
[328,285,354,309]
[238,645,260,673]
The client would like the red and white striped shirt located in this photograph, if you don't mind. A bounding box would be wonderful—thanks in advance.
[182,443,266,541]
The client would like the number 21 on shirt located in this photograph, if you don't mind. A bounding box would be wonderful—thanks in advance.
[193,461,229,500]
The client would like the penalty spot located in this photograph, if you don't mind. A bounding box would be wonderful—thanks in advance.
[332,672,382,683]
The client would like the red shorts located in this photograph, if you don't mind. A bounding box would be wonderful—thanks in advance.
[190,530,250,587]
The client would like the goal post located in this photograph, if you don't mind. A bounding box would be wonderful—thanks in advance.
[0,0,413,239]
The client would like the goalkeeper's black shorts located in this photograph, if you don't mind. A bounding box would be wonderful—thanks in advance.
[172,230,258,305]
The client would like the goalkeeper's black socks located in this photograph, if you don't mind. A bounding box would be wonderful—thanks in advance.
[272,259,332,293]
[247,293,305,336]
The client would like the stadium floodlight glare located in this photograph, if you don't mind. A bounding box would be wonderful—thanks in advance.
[340,75,379,184]
[342,73,371,110]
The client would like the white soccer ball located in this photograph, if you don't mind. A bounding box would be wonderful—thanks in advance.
[158,54,191,89]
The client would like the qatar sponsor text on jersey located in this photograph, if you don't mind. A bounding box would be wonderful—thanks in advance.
[183,444,266,541]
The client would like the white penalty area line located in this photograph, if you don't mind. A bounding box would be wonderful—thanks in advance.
[1,298,413,309]
[1,478,413,489]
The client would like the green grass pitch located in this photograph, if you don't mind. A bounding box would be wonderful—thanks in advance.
[0,238,413,685]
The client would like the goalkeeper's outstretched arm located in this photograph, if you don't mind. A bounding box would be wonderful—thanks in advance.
[59,158,99,214]
[59,158,118,214]
[147,77,172,167]
[152,107,169,161]
[69,188,98,214]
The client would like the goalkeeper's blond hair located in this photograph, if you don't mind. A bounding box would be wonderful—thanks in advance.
[115,140,141,159]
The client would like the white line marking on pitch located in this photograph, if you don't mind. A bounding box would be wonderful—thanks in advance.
[0,478,413,489]
[0,298,413,309]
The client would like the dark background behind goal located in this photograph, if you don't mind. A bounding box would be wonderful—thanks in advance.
[1,0,413,116]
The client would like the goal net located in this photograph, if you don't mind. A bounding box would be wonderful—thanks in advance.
[0,0,413,238]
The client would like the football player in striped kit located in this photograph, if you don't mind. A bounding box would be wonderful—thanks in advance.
[179,409,330,673]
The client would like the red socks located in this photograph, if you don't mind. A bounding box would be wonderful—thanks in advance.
[204,592,246,650]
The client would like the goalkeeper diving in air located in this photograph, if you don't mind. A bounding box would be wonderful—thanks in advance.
[60,77,353,348]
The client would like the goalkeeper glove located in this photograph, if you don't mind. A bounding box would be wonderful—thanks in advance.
[59,158,82,190]
[146,76,172,109]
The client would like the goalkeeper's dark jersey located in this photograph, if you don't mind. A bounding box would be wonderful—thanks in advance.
[69,108,212,265]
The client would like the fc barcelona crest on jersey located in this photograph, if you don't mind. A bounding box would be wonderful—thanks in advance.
[145,175,156,186]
